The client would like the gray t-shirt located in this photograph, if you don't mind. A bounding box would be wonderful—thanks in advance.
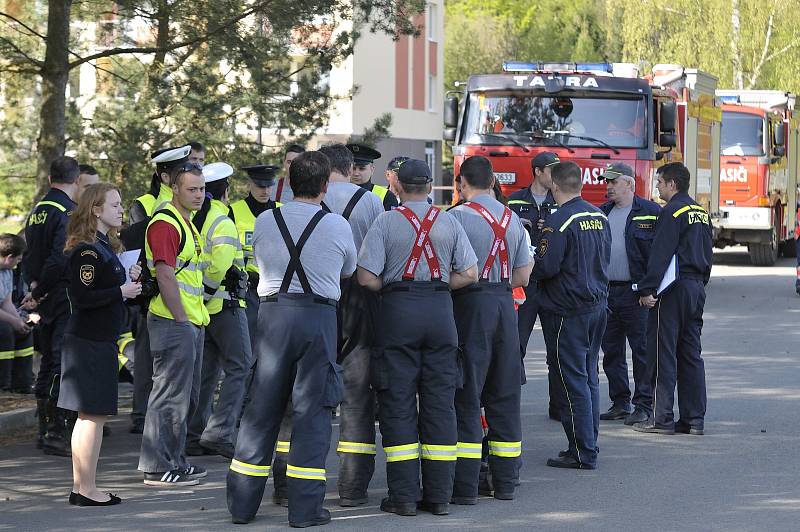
[321,182,384,251]
[253,201,357,300]
[450,194,530,283]
[531,192,548,206]
[0,269,13,301]
[608,203,632,281]
[270,178,294,203]
[358,201,477,284]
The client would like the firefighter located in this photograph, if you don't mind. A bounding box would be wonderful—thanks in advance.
[598,163,661,426]
[227,151,357,527]
[634,162,713,436]
[128,145,194,434]
[507,151,561,419]
[533,161,610,470]
[347,144,399,211]
[448,156,532,503]
[357,159,478,516]
[186,163,252,459]
[22,156,80,456]
[271,144,306,204]
[0,234,33,394]
[317,144,384,507]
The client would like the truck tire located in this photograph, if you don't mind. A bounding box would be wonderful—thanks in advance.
[748,227,778,266]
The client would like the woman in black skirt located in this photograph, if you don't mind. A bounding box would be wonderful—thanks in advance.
[58,183,142,506]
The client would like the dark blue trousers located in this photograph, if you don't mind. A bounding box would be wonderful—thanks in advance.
[517,281,560,415]
[541,307,606,468]
[648,279,707,429]
[601,284,652,410]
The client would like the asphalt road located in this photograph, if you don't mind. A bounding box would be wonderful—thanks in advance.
[1,248,799,531]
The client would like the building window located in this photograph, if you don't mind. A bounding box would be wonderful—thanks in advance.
[427,3,437,42]
[428,73,437,111]
[425,141,435,171]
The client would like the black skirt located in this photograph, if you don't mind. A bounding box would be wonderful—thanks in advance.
[58,333,118,416]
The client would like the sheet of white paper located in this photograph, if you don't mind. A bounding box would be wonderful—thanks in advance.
[657,254,677,295]
[118,250,140,284]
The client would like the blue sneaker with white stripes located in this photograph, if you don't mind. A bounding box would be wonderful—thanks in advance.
[143,469,199,487]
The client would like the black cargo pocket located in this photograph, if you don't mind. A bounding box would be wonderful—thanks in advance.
[456,346,465,390]
[322,361,344,408]
[369,348,390,391]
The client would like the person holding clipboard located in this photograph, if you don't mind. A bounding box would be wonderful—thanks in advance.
[634,163,713,436]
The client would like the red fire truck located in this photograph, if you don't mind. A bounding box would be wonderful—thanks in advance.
[713,90,798,265]
[444,62,721,211]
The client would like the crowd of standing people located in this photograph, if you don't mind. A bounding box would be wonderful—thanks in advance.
[2,141,714,525]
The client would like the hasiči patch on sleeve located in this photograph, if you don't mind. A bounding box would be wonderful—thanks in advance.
[80,264,95,286]
[80,249,98,259]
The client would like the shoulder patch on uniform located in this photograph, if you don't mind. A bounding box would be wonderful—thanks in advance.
[538,238,549,257]
[79,264,95,286]
[80,249,98,259]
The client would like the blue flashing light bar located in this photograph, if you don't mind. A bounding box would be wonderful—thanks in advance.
[719,95,741,104]
[503,61,612,73]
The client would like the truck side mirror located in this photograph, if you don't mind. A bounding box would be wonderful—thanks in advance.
[659,133,677,148]
[444,97,459,128]
[660,101,677,133]
[443,128,456,142]
[773,122,786,146]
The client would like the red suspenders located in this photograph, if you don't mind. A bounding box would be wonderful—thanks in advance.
[275,178,285,202]
[396,206,442,281]
[464,202,512,281]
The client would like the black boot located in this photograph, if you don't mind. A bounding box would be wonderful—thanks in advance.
[35,398,48,449]
[42,400,71,457]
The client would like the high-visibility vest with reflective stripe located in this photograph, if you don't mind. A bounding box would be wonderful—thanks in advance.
[199,199,246,314]
[145,203,210,327]
[229,199,259,275]
[372,184,389,202]
[136,183,173,218]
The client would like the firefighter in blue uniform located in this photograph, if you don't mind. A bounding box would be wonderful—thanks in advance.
[507,151,560,418]
[347,144,399,211]
[633,162,712,436]
[598,163,661,426]
[22,156,80,456]
[227,151,357,527]
[533,161,611,470]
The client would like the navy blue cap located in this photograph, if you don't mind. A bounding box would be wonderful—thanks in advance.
[387,156,410,172]
[397,159,432,184]
[347,144,381,165]
[531,151,560,169]
[241,164,279,187]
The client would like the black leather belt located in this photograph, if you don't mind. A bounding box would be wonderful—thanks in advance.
[452,283,512,297]
[259,294,338,308]
[609,280,632,287]
[381,281,450,294]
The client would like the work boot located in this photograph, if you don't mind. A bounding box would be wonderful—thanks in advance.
[42,401,71,457]
[35,398,48,449]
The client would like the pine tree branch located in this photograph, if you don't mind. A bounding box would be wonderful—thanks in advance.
[0,36,44,69]
[0,11,48,41]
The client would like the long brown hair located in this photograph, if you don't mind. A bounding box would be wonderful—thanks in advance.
[65,182,124,253]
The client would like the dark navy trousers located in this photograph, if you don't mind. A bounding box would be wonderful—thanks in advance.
[648,279,707,429]
[540,307,606,468]
[601,284,652,411]
[517,281,560,415]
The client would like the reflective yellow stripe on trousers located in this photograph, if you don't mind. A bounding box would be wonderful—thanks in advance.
[286,465,326,481]
[456,441,483,459]
[421,443,457,461]
[337,441,377,455]
[488,440,522,458]
[275,440,290,454]
[14,346,34,358]
[230,459,271,477]
[384,442,420,462]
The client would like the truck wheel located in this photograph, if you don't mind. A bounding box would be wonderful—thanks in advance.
[748,227,778,266]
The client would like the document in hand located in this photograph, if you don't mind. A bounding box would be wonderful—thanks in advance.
[118,250,141,284]
[657,254,677,295]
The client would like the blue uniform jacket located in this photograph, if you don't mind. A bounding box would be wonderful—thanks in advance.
[507,187,557,242]
[22,188,76,303]
[600,196,662,284]
[532,196,611,315]
[636,191,713,297]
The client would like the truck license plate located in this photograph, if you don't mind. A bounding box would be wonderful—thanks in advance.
[494,172,516,184]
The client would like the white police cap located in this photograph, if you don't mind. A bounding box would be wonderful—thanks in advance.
[203,162,233,184]
[151,145,191,165]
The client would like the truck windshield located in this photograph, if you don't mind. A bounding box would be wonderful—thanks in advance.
[721,111,765,156]
[462,92,647,149]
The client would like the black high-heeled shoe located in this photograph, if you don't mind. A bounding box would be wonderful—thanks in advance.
[69,492,78,505]
[74,493,122,506]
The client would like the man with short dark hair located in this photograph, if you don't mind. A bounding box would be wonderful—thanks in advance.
[272,144,306,203]
[449,155,532,503]
[508,152,561,419]
[633,162,712,436]
[598,163,661,425]
[0,233,33,394]
[533,161,610,470]
[228,151,357,527]
[348,144,399,210]
[188,142,206,168]
[76,164,100,202]
[22,156,80,455]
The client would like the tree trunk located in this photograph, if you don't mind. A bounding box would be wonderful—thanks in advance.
[730,0,744,90]
[35,0,73,197]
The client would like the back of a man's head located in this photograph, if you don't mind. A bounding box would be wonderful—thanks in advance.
[551,161,583,195]
[78,164,98,177]
[657,162,691,193]
[290,151,331,198]
[318,144,353,177]
[0,233,25,259]
[460,156,494,190]
[50,156,80,184]
[286,144,306,157]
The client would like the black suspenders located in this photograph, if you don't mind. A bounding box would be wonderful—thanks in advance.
[273,209,327,294]
[320,187,368,220]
